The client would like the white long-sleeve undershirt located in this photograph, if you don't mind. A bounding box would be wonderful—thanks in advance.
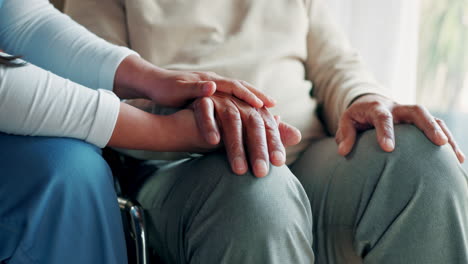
[0,0,137,147]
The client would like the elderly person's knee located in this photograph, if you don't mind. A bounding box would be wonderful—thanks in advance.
[188,153,311,222]
[141,152,312,251]
[180,153,313,260]
[354,124,466,195]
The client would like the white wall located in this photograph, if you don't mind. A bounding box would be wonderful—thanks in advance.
[327,0,421,104]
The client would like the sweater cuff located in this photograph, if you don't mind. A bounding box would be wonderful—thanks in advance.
[85,89,120,148]
[98,46,139,91]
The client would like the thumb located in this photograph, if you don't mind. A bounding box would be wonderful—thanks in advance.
[277,119,302,147]
[191,81,217,97]
[178,80,217,98]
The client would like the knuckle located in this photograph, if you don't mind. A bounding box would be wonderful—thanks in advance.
[227,140,243,154]
[409,104,425,115]
[239,80,254,88]
[265,123,279,136]
[428,118,438,128]
[368,101,383,108]
[192,99,202,109]
[382,126,394,138]
[233,80,248,92]
[261,112,277,129]
[435,118,445,125]
[199,97,213,108]
[202,119,214,129]
[197,71,217,80]
[375,111,392,122]
[263,118,277,131]
[221,106,241,121]
[247,109,264,126]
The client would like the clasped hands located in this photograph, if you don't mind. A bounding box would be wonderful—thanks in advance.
[115,55,464,178]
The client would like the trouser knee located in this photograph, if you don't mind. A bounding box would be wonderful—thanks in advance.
[354,124,466,197]
[138,153,315,263]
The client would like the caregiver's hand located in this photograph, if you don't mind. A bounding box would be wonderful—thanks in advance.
[113,55,276,108]
[335,94,465,163]
[190,93,302,178]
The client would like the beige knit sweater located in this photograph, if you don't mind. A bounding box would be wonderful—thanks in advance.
[65,0,389,163]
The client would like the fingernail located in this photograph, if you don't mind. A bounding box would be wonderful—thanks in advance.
[233,157,247,174]
[203,82,214,94]
[271,151,285,164]
[338,142,346,154]
[207,132,219,144]
[256,98,264,106]
[254,159,269,177]
[459,151,466,163]
[384,138,394,151]
[269,97,277,105]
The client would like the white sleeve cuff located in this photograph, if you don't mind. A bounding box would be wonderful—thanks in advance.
[98,47,140,91]
[85,89,120,148]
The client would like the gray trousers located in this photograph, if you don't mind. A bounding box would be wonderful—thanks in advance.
[136,125,468,263]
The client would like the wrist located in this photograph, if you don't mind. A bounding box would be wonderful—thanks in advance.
[113,55,166,99]
[349,93,390,107]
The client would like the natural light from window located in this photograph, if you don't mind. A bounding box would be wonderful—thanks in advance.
[417,0,468,113]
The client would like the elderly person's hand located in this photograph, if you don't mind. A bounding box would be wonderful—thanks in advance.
[336,94,465,163]
[113,55,276,109]
[190,92,302,178]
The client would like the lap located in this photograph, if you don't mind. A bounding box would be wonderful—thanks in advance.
[291,124,465,224]
[290,124,468,263]
[0,133,124,263]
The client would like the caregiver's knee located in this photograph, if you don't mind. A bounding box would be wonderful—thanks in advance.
[31,138,112,190]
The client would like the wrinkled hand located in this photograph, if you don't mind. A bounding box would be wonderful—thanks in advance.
[190,93,302,177]
[336,94,465,163]
[114,55,276,108]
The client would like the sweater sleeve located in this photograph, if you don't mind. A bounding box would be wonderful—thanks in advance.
[304,0,391,134]
[0,0,137,91]
[0,56,120,147]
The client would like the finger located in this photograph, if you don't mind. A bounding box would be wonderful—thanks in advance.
[243,109,270,177]
[259,108,286,167]
[274,115,281,123]
[369,108,395,152]
[179,81,216,98]
[436,118,465,163]
[215,101,248,175]
[393,105,448,146]
[191,97,220,145]
[273,115,301,146]
[336,113,357,156]
[239,80,277,108]
[277,120,302,147]
[216,80,265,108]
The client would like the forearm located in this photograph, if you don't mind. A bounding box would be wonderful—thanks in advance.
[0,60,119,147]
[109,103,209,152]
[113,54,167,100]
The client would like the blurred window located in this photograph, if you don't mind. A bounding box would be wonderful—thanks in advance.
[417,0,468,167]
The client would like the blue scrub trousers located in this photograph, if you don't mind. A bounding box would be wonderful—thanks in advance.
[0,133,127,264]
